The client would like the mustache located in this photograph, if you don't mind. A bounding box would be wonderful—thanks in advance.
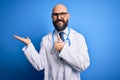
[55,19,64,23]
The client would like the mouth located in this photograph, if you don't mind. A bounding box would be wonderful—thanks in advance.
[55,19,64,23]
[57,21,63,25]
[53,20,65,27]
[57,21,63,23]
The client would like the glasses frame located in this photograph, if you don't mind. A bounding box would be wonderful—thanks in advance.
[52,12,68,19]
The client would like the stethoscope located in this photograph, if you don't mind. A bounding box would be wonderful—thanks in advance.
[52,27,71,48]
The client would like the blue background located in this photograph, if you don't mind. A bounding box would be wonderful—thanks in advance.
[0,0,120,80]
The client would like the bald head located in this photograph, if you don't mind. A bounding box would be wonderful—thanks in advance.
[52,4,68,13]
[52,4,70,32]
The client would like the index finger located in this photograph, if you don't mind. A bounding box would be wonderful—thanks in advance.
[13,35,25,42]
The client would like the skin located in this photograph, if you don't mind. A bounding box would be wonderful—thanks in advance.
[52,4,70,30]
[13,4,70,51]
[52,4,70,51]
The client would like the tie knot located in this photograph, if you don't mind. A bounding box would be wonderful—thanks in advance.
[59,32,64,41]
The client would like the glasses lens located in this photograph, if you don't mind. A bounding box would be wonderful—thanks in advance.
[60,13,67,18]
[52,12,68,19]
[52,13,57,18]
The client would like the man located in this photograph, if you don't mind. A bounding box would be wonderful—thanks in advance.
[13,4,90,80]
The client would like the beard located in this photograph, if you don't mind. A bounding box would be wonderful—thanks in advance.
[53,19,68,32]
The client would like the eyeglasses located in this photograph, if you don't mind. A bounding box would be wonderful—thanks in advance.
[52,12,68,19]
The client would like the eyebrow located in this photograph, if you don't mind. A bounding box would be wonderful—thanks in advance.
[52,12,68,14]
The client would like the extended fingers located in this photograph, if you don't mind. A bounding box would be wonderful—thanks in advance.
[13,35,31,45]
[13,35,25,41]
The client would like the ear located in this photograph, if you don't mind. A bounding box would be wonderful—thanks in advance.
[67,13,70,19]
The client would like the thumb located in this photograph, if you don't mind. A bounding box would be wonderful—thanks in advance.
[57,34,62,42]
[26,37,31,41]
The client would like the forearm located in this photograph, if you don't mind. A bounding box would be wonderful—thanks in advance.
[23,43,45,71]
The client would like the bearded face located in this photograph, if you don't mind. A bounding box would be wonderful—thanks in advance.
[52,5,70,31]
[53,18,68,32]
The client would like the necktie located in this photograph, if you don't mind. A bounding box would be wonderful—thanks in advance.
[59,32,64,41]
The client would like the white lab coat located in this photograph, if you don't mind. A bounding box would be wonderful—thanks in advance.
[23,28,90,80]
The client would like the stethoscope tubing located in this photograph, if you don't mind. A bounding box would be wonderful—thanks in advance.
[52,28,71,48]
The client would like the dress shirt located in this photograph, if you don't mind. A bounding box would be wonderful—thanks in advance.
[22,27,90,80]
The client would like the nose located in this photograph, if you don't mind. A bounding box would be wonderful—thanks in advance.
[57,15,61,20]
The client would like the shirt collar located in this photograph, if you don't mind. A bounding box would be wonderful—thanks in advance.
[55,27,68,35]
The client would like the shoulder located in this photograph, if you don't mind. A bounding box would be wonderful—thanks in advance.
[70,28,87,46]
[42,32,52,42]
[39,32,53,47]
[70,28,85,39]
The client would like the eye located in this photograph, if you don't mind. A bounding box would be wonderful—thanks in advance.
[60,12,68,17]
[52,12,68,19]
[52,13,57,16]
